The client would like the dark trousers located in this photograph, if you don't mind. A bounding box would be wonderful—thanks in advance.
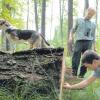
[72,40,92,76]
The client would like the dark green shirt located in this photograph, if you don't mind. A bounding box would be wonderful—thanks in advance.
[72,18,96,42]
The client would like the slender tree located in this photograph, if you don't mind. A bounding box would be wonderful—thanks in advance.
[34,0,39,32]
[41,0,46,47]
[83,0,89,16]
[1,0,10,51]
[50,0,53,40]
[59,0,64,45]
[0,0,25,51]
[26,0,30,29]
[95,0,99,25]
[67,0,73,55]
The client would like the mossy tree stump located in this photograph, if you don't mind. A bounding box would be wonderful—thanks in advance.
[0,48,64,97]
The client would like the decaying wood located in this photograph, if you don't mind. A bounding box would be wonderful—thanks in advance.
[0,48,64,95]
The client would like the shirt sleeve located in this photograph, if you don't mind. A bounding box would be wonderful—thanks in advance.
[71,18,78,33]
[92,70,100,78]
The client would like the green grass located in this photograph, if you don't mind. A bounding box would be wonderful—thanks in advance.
[0,79,99,100]
[0,81,59,100]
[63,66,100,100]
[63,80,100,100]
[0,36,99,100]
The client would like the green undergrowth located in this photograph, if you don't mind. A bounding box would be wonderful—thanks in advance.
[63,80,100,100]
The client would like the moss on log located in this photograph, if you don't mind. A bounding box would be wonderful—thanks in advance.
[0,48,64,95]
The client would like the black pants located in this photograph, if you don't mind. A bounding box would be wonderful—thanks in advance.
[72,40,92,77]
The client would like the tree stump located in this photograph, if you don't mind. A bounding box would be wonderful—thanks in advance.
[0,48,64,96]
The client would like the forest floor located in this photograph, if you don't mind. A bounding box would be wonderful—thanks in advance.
[64,67,83,83]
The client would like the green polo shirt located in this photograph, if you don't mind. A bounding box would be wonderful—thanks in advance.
[72,18,96,42]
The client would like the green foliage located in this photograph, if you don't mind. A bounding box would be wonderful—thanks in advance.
[63,79,100,100]
[51,18,68,48]
[73,0,78,16]
[0,0,99,100]
[96,24,100,53]
[0,79,59,100]
[0,0,25,28]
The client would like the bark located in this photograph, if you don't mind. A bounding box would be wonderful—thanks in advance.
[83,0,89,16]
[68,0,73,37]
[41,0,46,47]
[59,0,64,45]
[26,0,30,29]
[34,0,39,32]
[0,48,64,94]
[67,0,73,55]
[1,1,10,51]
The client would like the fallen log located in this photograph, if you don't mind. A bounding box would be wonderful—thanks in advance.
[0,48,64,97]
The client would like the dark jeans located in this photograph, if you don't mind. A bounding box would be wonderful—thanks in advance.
[72,40,92,77]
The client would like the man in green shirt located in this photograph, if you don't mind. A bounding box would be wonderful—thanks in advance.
[69,7,96,78]
[64,50,100,89]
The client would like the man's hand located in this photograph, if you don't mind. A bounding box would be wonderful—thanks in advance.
[63,82,72,89]
[63,76,96,90]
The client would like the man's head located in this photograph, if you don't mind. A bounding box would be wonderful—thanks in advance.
[85,7,96,20]
[82,50,100,70]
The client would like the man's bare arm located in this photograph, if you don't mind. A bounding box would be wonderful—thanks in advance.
[64,76,97,89]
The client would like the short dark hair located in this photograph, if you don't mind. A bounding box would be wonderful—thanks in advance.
[82,50,100,64]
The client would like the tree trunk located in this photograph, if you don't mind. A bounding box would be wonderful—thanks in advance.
[67,0,73,55]
[50,0,53,40]
[26,0,30,29]
[59,0,64,45]
[6,38,10,51]
[83,0,89,16]
[0,48,64,97]
[34,0,39,32]
[41,0,46,47]
[95,0,98,25]
[1,1,10,51]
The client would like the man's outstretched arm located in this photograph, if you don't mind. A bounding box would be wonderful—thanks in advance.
[63,76,97,89]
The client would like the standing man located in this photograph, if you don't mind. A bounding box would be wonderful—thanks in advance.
[69,7,96,78]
